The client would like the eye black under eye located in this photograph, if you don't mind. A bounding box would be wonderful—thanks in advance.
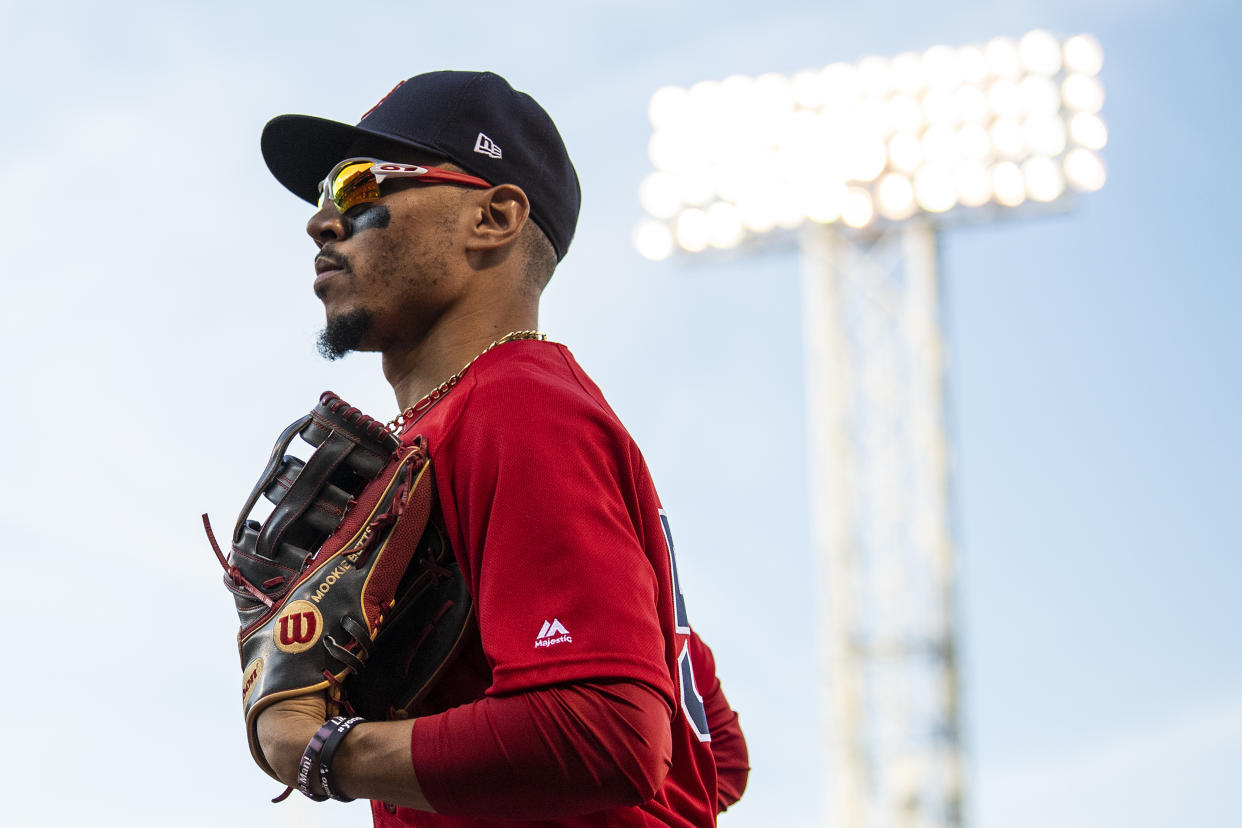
[347,203,392,231]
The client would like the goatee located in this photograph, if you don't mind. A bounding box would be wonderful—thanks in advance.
[317,309,372,361]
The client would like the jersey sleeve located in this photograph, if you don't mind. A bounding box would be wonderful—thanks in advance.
[400,346,723,822]
[432,361,677,706]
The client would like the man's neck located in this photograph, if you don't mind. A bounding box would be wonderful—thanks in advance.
[382,314,538,413]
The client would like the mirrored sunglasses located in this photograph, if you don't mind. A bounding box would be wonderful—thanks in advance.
[317,158,492,213]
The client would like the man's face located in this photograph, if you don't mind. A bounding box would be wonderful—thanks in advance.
[307,150,474,359]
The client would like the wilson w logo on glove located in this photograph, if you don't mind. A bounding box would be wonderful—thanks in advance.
[203,391,474,781]
[278,609,318,645]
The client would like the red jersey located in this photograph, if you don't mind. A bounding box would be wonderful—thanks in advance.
[370,341,746,826]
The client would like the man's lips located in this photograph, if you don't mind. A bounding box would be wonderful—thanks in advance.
[314,254,347,277]
[313,254,348,298]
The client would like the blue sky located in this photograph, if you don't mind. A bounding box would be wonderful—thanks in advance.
[1,1,1238,825]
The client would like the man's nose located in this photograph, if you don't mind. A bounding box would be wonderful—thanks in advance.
[307,203,350,248]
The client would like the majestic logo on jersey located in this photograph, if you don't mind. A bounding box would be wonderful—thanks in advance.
[274,600,322,654]
[474,132,503,159]
[534,618,572,648]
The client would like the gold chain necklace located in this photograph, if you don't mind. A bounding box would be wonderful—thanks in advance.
[386,330,547,433]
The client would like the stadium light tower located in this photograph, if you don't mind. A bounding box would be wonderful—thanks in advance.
[635,31,1106,828]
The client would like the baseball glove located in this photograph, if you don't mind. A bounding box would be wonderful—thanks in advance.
[204,391,474,780]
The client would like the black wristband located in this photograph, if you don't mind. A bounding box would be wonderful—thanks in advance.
[297,716,346,801]
[317,716,366,802]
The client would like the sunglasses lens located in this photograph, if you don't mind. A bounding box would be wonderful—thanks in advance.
[328,161,381,212]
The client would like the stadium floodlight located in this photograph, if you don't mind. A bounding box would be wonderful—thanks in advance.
[635,29,1106,259]
[637,30,1107,828]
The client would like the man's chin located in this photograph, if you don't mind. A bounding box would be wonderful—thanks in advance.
[317,309,373,361]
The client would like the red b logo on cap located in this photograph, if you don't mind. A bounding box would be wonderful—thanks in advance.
[361,80,405,121]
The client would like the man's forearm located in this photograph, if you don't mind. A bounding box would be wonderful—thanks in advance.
[256,698,433,811]
[256,680,672,817]
[334,717,431,810]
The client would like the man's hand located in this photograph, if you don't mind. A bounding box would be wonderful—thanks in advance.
[256,694,329,786]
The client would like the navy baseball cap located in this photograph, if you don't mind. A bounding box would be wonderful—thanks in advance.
[261,71,580,261]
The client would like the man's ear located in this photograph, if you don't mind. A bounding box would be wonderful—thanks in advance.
[465,184,530,252]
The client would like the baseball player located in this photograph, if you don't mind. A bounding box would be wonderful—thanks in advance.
[236,70,749,826]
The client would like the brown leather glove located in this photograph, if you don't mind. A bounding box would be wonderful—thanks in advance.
[205,392,472,779]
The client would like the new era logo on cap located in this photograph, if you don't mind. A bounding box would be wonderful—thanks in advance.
[474,132,503,159]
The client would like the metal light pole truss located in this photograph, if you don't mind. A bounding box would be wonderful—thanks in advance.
[801,222,961,828]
